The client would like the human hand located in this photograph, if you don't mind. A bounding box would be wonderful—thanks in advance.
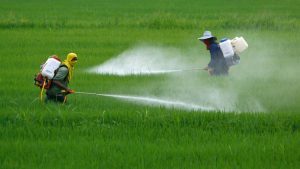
[203,66,209,71]
[203,66,213,72]
[67,89,75,94]
[208,68,214,75]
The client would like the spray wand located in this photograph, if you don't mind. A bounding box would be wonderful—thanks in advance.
[150,67,208,74]
[168,68,206,72]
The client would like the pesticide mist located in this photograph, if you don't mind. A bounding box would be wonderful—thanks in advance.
[87,41,298,113]
[88,45,201,75]
[76,92,214,111]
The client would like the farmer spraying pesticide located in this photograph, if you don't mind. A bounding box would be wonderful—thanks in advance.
[34,53,78,103]
[199,31,229,76]
[46,53,77,103]
[198,31,248,76]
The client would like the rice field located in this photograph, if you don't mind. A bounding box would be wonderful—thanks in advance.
[0,0,300,168]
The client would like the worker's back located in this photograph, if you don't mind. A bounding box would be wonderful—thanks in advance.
[46,65,69,96]
[208,43,229,76]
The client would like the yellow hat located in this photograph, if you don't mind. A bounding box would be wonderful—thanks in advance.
[67,53,78,65]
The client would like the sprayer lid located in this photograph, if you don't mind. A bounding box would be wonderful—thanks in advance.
[51,55,61,62]
[198,31,215,41]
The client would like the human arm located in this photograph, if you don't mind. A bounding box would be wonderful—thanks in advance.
[51,80,74,94]
[208,44,220,67]
[52,66,74,94]
[203,66,214,75]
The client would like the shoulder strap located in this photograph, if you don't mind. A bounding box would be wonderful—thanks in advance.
[53,64,69,80]
[59,64,68,69]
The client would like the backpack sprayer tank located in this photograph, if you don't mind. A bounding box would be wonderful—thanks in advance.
[219,39,235,58]
[34,55,62,102]
[219,37,248,67]
[231,37,248,54]
[41,57,61,79]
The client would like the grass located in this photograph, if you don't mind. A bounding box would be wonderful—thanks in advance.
[1,108,299,168]
[0,0,300,168]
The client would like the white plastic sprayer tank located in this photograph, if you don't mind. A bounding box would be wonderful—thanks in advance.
[219,39,235,58]
[41,57,61,79]
[231,37,248,54]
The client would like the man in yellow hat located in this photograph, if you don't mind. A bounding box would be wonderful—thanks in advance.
[46,53,78,103]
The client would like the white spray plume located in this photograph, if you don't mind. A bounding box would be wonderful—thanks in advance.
[76,92,214,111]
[86,44,274,113]
[88,45,201,75]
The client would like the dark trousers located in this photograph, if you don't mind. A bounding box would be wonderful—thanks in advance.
[46,93,66,103]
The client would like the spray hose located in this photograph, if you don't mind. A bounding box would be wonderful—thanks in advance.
[40,79,46,102]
